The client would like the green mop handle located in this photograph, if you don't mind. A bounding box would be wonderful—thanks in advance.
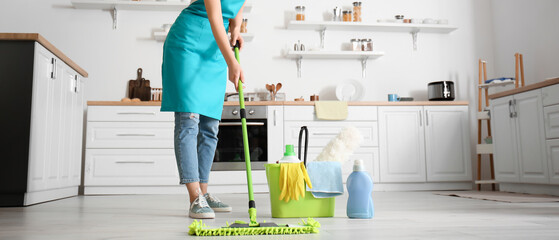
[234,42,257,225]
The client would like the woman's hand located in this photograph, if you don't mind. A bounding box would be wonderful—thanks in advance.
[229,28,244,50]
[228,61,244,92]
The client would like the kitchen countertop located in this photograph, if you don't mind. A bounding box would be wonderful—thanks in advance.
[0,33,88,77]
[88,100,469,106]
[488,77,559,99]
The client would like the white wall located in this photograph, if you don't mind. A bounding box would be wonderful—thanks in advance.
[1,0,492,103]
[491,0,559,85]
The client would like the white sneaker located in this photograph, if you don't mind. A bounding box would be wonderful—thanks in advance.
[189,195,215,219]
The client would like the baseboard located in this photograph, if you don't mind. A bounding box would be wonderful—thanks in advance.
[373,182,473,191]
[499,183,559,196]
[24,186,79,206]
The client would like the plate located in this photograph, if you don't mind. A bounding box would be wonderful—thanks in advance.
[335,79,364,101]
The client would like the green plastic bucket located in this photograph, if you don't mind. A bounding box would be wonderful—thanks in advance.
[265,163,335,218]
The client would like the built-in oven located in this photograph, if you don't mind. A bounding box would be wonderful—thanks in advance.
[212,105,267,171]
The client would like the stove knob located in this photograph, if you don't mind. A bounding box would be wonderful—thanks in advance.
[248,109,255,115]
[232,109,239,115]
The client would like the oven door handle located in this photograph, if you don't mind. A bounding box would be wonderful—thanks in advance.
[219,122,265,126]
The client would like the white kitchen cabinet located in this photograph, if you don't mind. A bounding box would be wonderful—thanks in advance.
[544,105,559,139]
[547,140,559,184]
[0,38,86,206]
[378,106,426,182]
[490,89,549,184]
[378,106,471,183]
[267,106,284,163]
[424,106,472,182]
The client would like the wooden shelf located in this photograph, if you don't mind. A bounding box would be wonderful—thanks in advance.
[479,80,515,88]
[154,32,254,42]
[286,50,384,59]
[287,21,458,34]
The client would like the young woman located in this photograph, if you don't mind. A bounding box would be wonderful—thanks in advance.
[161,0,246,219]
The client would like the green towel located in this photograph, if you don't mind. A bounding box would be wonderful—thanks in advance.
[314,101,348,120]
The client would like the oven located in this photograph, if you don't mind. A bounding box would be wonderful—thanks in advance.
[212,105,268,171]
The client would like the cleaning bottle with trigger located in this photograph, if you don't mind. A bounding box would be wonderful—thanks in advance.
[346,159,374,219]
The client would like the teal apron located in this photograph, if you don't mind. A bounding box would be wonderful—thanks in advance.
[161,0,245,120]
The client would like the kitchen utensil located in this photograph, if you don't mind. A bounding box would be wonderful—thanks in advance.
[128,68,151,101]
[275,83,282,95]
[294,97,304,101]
[388,94,400,102]
[428,81,455,101]
[335,79,364,101]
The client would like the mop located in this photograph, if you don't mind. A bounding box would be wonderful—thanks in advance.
[188,43,320,236]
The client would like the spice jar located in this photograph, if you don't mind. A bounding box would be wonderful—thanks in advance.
[361,39,373,51]
[353,2,362,22]
[351,39,361,51]
[343,10,353,22]
[295,6,305,21]
[240,18,248,33]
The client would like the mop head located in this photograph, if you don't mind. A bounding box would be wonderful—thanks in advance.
[188,218,320,236]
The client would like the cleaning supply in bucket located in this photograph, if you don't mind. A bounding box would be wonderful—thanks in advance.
[278,145,312,202]
[278,145,300,163]
[346,159,374,219]
[314,126,363,163]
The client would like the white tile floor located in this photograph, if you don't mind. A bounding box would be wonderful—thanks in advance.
[1,191,559,240]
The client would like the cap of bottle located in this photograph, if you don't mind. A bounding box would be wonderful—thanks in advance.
[284,144,296,157]
[353,159,366,171]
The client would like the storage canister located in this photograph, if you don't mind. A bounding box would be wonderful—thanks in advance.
[352,2,362,22]
[361,38,372,51]
[295,6,305,21]
[351,39,361,51]
[343,10,353,22]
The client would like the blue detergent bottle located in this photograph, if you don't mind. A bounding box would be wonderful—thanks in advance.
[346,159,374,219]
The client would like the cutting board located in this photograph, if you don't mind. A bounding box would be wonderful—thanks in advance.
[128,68,151,101]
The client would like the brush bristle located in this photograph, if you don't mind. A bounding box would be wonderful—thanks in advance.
[189,218,320,236]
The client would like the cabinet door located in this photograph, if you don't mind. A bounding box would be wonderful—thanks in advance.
[27,43,55,191]
[490,96,520,182]
[58,65,76,188]
[267,106,284,163]
[378,106,426,182]
[71,76,85,186]
[424,106,472,181]
[544,105,559,139]
[547,139,559,184]
[514,90,549,184]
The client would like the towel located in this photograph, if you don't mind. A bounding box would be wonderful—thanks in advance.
[305,161,343,198]
[314,101,348,120]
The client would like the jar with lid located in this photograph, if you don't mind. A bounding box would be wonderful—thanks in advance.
[352,2,362,22]
[361,39,373,51]
[351,39,361,51]
[343,10,353,22]
[295,6,305,21]
[240,18,248,33]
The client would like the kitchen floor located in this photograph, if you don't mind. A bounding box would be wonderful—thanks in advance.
[1,191,558,240]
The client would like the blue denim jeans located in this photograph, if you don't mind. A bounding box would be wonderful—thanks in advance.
[174,112,219,184]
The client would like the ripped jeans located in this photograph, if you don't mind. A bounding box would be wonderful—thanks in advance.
[174,112,219,184]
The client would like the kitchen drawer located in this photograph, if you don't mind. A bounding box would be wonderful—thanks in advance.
[542,84,559,106]
[297,147,379,183]
[284,121,378,147]
[88,106,173,122]
[86,122,173,149]
[284,106,378,121]
[547,139,559,184]
[84,149,178,186]
[544,105,559,139]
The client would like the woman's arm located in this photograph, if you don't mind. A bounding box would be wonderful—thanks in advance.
[228,2,245,50]
[205,0,244,90]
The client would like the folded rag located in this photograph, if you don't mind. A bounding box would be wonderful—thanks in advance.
[314,101,348,120]
[279,162,312,202]
[305,161,343,198]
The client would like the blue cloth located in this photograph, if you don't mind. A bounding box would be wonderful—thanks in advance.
[161,0,245,120]
[174,112,219,184]
[305,162,344,198]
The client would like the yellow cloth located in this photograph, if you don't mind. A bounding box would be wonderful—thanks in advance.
[279,162,312,202]
[314,101,348,120]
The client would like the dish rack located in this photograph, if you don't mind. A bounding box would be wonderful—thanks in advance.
[476,53,525,190]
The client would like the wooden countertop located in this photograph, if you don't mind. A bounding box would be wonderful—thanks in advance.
[488,77,559,99]
[88,100,469,106]
[0,33,88,77]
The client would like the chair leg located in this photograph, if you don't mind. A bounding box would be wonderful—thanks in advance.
[477,154,482,191]
[489,154,496,191]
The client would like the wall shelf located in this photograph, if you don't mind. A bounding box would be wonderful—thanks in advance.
[285,50,384,78]
[71,0,252,29]
[154,31,254,42]
[287,20,457,51]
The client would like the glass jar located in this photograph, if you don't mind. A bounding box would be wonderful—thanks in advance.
[240,18,248,33]
[295,6,305,21]
[353,2,362,22]
[361,38,373,51]
[351,39,361,51]
[343,10,353,22]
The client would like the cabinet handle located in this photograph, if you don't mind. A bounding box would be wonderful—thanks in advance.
[117,112,156,115]
[51,58,57,79]
[512,99,518,118]
[115,161,155,164]
[274,109,277,126]
[116,133,156,137]
[419,110,422,126]
[508,100,513,118]
[425,110,429,126]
